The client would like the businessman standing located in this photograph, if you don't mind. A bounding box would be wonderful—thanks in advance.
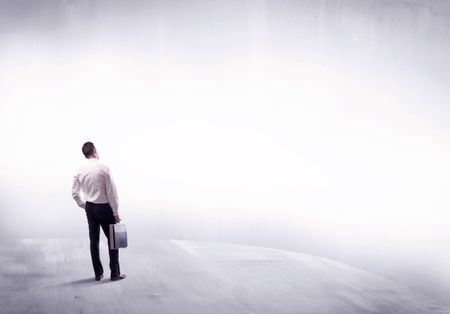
[72,142,126,281]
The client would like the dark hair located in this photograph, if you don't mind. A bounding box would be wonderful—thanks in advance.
[82,142,95,158]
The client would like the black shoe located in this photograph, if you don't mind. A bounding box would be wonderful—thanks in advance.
[95,275,104,281]
[111,274,126,281]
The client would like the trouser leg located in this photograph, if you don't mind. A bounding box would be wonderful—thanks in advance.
[85,206,103,277]
[90,240,103,276]
[109,246,120,278]
[98,205,121,278]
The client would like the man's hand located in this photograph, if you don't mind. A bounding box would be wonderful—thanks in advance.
[114,214,121,223]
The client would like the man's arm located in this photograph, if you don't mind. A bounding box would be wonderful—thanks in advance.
[72,174,86,209]
[105,168,120,223]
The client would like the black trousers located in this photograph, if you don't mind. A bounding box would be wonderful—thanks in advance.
[85,202,120,278]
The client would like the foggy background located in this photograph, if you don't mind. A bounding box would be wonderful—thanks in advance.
[1,0,450,305]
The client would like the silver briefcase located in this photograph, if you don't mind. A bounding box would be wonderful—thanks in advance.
[109,223,128,249]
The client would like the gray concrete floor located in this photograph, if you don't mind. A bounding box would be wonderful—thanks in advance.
[0,238,449,314]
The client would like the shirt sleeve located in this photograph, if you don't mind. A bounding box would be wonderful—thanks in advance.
[72,174,86,209]
[105,168,119,215]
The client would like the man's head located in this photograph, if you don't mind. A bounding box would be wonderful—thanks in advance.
[82,142,98,159]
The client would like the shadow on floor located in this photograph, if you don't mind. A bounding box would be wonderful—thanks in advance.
[56,276,122,287]
[58,277,98,287]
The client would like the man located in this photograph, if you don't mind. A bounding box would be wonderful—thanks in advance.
[72,142,126,281]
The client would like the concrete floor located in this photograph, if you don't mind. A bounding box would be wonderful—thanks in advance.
[0,238,449,314]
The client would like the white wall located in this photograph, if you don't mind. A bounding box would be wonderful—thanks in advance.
[1,0,450,304]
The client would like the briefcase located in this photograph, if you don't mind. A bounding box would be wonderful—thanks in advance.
[109,223,128,249]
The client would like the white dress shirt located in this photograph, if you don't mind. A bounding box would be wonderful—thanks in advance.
[72,158,119,215]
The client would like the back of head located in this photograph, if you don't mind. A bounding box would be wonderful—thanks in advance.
[82,142,95,158]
